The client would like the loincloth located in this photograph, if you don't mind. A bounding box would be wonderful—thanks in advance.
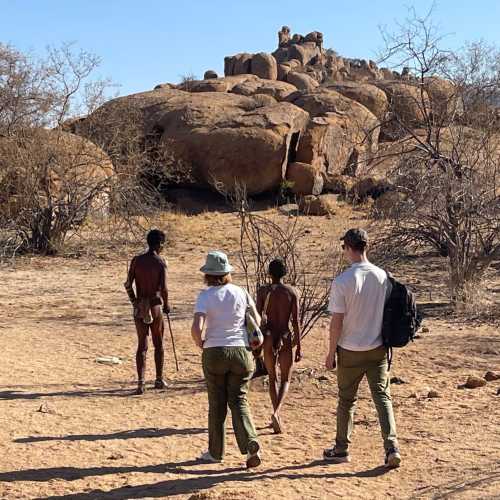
[134,297,162,325]
[265,329,292,356]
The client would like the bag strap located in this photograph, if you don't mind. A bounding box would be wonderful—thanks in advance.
[262,289,272,323]
[386,346,393,371]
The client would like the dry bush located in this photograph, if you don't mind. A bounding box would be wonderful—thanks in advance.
[372,8,500,307]
[227,184,342,338]
[0,42,174,258]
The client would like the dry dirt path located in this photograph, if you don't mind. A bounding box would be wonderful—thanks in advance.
[0,210,499,499]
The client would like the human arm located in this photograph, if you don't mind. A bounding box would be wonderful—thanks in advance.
[191,312,205,349]
[124,257,137,304]
[255,287,264,316]
[160,260,170,314]
[325,313,343,370]
[325,279,345,370]
[291,289,302,362]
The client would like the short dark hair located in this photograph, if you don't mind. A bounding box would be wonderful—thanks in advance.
[341,228,368,253]
[269,258,286,279]
[204,273,231,286]
[345,240,367,253]
[147,229,166,248]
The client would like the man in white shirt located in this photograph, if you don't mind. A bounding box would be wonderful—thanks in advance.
[324,228,401,468]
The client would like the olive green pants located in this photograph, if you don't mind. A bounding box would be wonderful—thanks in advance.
[335,346,398,453]
[202,346,258,460]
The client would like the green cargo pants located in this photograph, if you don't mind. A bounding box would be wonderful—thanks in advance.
[202,346,258,460]
[335,346,398,453]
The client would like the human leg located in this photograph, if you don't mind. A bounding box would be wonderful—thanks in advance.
[150,306,165,386]
[365,346,399,460]
[263,335,279,412]
[334,348,366,453]
[134,319,149,394]
[270,339,293,433]
[202,348,229,460]
[226,347,259,456]
[275,340,293,414]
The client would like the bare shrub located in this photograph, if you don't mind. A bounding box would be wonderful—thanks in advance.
[0,43,175,258]
[372,8,500,307]
[227,184,342,338]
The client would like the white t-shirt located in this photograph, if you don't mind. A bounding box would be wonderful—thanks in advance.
[328,261,388,351]
[194,283,255,348]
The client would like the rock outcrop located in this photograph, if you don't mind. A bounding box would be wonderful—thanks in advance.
[74,88,308,195]
[375,81,431,138]
[288,88,380,175]
[326,82,388,120]
[286,71,320,92]
[285,162,324,195]
[251,53,278,80]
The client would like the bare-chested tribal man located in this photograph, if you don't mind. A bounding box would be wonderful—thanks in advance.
[256,258,301,433]
[124,229,170,395]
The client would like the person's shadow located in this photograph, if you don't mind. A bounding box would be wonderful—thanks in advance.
[14,427,206,443]
[2,458,390,499]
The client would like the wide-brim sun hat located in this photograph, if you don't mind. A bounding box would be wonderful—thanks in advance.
[200,250,234,276]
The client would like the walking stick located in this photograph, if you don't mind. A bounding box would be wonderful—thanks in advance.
[165,312,179,372]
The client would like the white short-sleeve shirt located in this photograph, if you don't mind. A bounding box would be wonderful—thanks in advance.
[328,262,388,351]
[194,283,255,348]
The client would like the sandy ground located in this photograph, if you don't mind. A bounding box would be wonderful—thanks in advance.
[0,207,499,500]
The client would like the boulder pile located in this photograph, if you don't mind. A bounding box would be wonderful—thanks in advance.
[69,25,460,204]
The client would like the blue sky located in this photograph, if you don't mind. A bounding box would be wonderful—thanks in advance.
[2,0,500,96]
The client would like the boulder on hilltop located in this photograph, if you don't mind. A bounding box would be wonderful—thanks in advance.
[374,81,431,139]
[325,81,388,120]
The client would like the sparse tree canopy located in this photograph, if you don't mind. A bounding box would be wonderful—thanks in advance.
[372,8,500,306]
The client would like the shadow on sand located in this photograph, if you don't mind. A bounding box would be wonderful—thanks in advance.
[1,458,390,499]
[0,378,205,401]
[14,426,206,444]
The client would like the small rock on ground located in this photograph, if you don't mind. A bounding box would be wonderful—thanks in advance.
[390,377,407,385]
[460,375,487,389]
[484,371,500,382]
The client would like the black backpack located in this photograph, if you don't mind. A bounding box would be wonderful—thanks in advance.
[381,274,422,367]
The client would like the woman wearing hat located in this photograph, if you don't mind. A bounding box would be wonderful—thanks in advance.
[191,251,261,468]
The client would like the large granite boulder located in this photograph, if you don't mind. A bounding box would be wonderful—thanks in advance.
[224,53,253,75]
[231,78,298,101]
[204,70,218,79]
[326,82,388,120]
[0,129,113,215]
[251,53,278,80]
[289,88,380,175]
[73,88,308,195]
[286,71,320,91]
[375,82,431,138]
[288,42,322,66]
[189,80,229,93]
[423,77,461,121]
[177,74,260,93]
[298,194,338,215]
[285,162,324,195]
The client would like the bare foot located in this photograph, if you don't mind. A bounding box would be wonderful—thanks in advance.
[154,379,167,389]
[135,382,145,395]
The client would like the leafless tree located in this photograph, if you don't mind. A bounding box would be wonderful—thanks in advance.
[225,184,342,338]
[0,43,176,257]
[371,8,500,306]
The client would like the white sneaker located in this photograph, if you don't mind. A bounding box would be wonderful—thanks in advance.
[199,451,223,463]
